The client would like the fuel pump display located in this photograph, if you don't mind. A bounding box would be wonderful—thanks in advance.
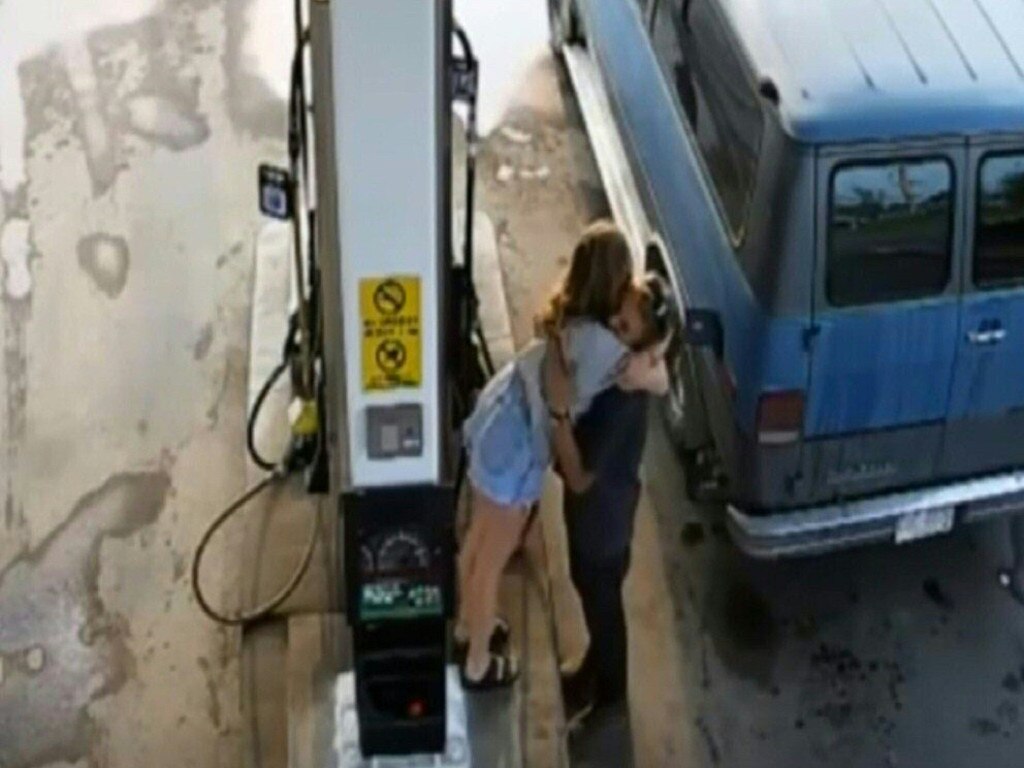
[358,528,445,621]
[343,487,454,626]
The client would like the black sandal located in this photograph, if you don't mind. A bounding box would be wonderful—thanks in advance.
[461,651,519,691]
[454,617,511,664]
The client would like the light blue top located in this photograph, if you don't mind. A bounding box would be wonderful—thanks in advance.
[514,320,629,464]
[464,320,628,464]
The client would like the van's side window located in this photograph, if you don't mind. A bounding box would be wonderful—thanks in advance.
[975,153,1024,289]
[651,0,763,242]
[828,159,954,307]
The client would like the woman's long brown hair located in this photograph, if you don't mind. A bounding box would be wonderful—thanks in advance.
[538,220,633,335]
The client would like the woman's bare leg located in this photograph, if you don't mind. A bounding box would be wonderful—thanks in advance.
[464,488,528,680]
[455,510,487,641]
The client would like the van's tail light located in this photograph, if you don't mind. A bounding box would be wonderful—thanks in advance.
[756,390,805,445]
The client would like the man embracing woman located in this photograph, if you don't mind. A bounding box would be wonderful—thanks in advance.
[455,217,672,758]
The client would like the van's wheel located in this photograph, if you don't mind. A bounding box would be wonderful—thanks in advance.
[645,244,706,450]
[664,345,725,502]
[663,333,696,447]
[662,333,706,436]
[548,0,585,53]
[647,245,717,500]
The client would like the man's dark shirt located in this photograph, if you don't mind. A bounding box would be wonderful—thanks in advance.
[564,387,648,562]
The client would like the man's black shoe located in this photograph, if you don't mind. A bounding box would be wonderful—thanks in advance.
[561,669,596,732]
[567,701,634,768]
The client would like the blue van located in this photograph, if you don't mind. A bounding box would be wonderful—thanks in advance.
[550,0,1024,556]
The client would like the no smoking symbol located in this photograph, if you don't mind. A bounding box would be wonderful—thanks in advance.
[376,339,407,373]
[373,280,406,316]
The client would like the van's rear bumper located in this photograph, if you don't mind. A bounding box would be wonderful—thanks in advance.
[728,469,1024,558]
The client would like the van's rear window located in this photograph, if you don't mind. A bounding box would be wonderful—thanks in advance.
[975,153,1024,289]
[828,159,953,307]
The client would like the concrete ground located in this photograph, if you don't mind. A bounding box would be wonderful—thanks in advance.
[645,423,1024,768]
[0,1,294,766]
[9,3,1024,768]
[483,35,1024,768]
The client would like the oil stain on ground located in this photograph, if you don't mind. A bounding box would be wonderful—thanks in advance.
[796,641,906,751]
[77,233,130,299]
[923,578,955,611]
[193,321,214,361]
[0,470,171,768]
[706,575,780,691]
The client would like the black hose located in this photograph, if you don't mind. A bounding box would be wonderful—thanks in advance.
[191,469,321,626]
[246,361,289,472]
[193,0,321,626]
[453,22,492,382]
[475,324,495,377]
[453,23,476,69]
[198,318,321,626]
[292,0,311,193]
[246,313,299,471]
[195,385,323,626]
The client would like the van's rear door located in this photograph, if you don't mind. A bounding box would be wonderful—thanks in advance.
[805,144,966,500]
[941,140,1024,477]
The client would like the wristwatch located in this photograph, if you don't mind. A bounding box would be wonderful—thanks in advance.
[549,407,570,423]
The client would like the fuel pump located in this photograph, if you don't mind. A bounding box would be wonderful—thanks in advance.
[192,0,485,757]
[310,0,485,757]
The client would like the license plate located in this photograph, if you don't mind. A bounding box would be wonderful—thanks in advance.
[895,506,955,544]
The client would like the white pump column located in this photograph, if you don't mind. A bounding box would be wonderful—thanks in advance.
[321,0,447,491]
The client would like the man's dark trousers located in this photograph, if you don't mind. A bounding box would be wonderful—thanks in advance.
[564,386,648,707]
[569,549,631,704]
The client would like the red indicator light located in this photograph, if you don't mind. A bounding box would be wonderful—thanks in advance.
[408,699,425,718]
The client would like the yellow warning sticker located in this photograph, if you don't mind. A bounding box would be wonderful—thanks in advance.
[360,276,422,391]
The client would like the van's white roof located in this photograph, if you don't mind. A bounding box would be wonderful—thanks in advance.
[718,0,1024,143]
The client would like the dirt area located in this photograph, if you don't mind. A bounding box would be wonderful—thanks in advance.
[477,55,611,346]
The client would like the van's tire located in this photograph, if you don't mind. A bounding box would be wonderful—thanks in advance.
[664,334,713,448]
[548,0,585,54]
[646,245,715,498]
[665,344,723,501]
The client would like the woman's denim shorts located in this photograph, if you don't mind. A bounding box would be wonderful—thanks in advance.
[463,370,546,509]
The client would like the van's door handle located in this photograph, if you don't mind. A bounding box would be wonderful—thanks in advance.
[968,328,1007,346]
